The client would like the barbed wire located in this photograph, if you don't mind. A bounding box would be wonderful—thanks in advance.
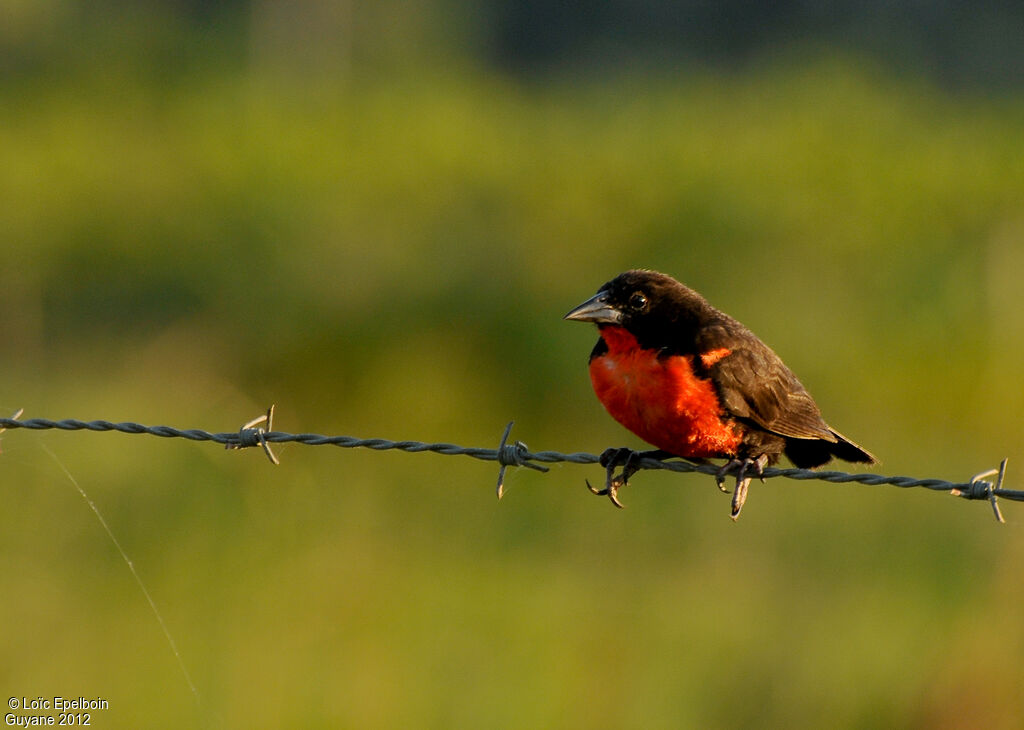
[0,407,1016,522]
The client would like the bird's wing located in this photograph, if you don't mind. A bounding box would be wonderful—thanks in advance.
[698,323,837,442]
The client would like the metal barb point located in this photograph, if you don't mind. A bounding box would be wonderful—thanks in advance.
[495,421,548,500]
[0,407,24,434]
[495,422,515,499]
[226,405,279,465]
[0,408,24,453]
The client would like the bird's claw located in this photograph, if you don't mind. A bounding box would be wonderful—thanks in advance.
[585,476,626,508]
[585,447,643,509]
[715,459,742,493]
[717,455,768,521]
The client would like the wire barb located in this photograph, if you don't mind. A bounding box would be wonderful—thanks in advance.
[951,458,1008,523]
[495,421,549,499]
[225,405,279,465]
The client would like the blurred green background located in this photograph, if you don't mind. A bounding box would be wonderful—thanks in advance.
[2,2,1023,728]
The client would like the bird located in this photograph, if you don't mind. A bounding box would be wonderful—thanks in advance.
[564,269,875,519]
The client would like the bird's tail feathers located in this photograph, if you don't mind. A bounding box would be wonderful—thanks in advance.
[785,429,876,469]
[827,429,876,465]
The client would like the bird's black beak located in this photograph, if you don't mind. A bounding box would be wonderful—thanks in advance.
[564,290,622,325]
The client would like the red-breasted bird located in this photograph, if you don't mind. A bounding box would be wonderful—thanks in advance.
[565,270,875,519]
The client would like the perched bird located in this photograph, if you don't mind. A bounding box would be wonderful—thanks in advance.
[565,270,875,518]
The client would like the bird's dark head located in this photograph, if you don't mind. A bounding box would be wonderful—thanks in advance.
[564,269,713,349]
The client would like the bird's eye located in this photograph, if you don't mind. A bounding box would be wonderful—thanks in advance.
[628,291,648,311]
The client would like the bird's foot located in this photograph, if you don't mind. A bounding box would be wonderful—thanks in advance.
[716,454,768,521]
[586,447,636,508]
[586,447,669,509]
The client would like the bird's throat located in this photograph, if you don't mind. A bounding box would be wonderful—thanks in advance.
[598,325,643,355]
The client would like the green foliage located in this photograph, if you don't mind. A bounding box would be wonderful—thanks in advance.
[2,56,1023,728]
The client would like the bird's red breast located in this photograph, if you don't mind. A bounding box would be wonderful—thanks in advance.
[588,325,742,459]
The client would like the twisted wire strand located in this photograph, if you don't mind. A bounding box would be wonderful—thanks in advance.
[1,415,1018,514]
